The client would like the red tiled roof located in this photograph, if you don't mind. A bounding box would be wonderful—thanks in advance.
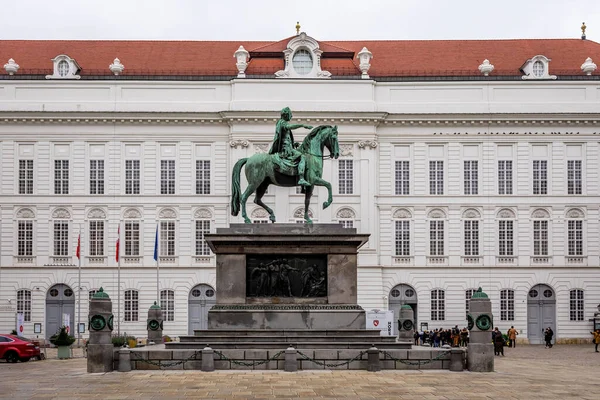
[1,38,599,77]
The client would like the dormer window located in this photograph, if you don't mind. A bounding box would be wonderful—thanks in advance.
[521,55,556,80]
[275,32,331,79]
[292,49,313,75]
[532,60,544,77]
[46,54,81,80]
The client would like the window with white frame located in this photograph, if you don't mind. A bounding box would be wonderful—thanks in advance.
[88,290,97,300]
[500,289,515,321]
[89,160,104,195]
[533,160,547,195]
[54,160,69,194]
[196,160,211,195]
[463,160,478,195]
[498,220,514,256]
[125,160,140,195]
[429,161,444,195]
[124,221,140,256]
[160,289,175,321]
[464,220,479,256]
[17,220,33,256]
[395,161,410,195]
[465,289,475,318]
[567,160,582,195]
[160,221,176,256]
[89,220,104,256]
[19,160,34,195]
[160,160,176,195]
[429,220,444,256]
[569,289,584,321]
[336,208,355,229]
[431,289,445,320]
[395,220,410,256]
[124,289,139,322]
[17,289,31,322]
[338,159,353,194]
[567,219,583,256]
[292,49,313,75]
[498,160,513,195]
[53,221,69,256]
[533,220,549,256]
[195,220,211,256]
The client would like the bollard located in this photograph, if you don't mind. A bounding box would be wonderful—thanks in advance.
[118,349,131,372]
[284,346,298,372]
[87,287,115,373]
[367,346,380,372]
[467,287,494,372]
[449,348,464,372]
[202,346,214,372]
[147,302,164,344]
[397,305,415,344]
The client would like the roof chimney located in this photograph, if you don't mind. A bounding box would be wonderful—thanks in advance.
[581,22,586,40]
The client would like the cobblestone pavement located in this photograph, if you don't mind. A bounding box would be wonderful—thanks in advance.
[0,344,598,399]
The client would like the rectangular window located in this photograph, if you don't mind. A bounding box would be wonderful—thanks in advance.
[533,220,548,256]
[498,160,513,195]
[125,160,140,195]
[567,160,582,195]
[569,289,584,321]
[89,160,105,195]
[429,161,444,195]
[340,220,354,229]
[464,220,479,256]
[54,160,69,194]
[498,220,514,256]
[195,160,211,195]
[500,289,515,321]
[533,160,547,195]
[124,222,140,256]
[124,290,139,322]
[195,220,211,256]
[338,159,353,194]
[160,290,175,322]
[89,221,104,256]
[17,290,31,322]
[160,221,176,256]
[465,289,475,318]
[395,220,410,256]
[568,220,583,256]
[429,220,444,256]
[463,160,478,195]
[395,161,410,195]
[17,221,33,256]
[53,221,69,256]
[160,160,176,195]
[19,160,34,195]
[431,289,445,321]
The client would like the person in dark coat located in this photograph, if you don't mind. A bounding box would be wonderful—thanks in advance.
[493,327,505,356]
[544,327,554,348]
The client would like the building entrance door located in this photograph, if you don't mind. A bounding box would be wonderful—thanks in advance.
[388,284,417,335]
[527,284,556,344]
[188,284,216,334]
[45,284,75,339]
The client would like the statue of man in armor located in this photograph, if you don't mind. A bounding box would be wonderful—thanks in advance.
[269,107,312,186]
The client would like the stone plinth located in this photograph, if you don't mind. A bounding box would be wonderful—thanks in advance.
[397,305,414,343]
[147,302,163,343]
[206,224,369,330]
[87,288,114,373]
[467,289,494,372]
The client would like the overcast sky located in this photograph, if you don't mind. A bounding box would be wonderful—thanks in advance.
[2,0,599,41]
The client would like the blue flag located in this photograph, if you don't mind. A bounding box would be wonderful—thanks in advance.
[153,225,159,261]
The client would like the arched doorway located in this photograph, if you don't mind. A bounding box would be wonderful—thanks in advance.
[188,284,216,334]
[45,284,75,339]
[527,284,556,344]
[388,284,417,334]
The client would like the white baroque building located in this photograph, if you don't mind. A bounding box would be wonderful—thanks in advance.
[0,32,599,344]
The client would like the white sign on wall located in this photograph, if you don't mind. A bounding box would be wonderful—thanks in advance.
[366,310,394,336]
[16,313,25,336]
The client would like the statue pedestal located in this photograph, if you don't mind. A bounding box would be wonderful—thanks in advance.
[206,224,369,330]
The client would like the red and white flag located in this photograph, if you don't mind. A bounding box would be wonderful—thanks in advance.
[116,226,120,263]
[76,233,81,259]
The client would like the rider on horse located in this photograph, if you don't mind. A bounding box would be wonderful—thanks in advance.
[269,107,312,187]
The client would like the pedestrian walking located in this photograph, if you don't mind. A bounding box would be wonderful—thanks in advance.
[507,326,518,348]
[590,329,600,353]
[544,327,554,348]
[413,329,420,346]
[493,327,505,356]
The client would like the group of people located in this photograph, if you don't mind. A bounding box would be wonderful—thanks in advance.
[413,326,469,347]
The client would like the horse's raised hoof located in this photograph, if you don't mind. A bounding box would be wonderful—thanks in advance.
[269,215,276,223]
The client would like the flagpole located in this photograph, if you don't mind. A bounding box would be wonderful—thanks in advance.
[117,223,121,336]
[156,225,160,304]
[77,224,81,347]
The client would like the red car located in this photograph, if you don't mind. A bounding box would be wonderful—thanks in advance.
[0,334,41,363]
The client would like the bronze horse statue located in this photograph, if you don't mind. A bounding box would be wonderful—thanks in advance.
[231,125,340,224]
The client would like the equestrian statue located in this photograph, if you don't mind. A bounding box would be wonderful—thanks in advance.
[231,107,340,224]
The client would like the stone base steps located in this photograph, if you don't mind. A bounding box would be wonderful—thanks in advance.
[166,341,411,350]
[192,329,384,337]
[179,335,399,343]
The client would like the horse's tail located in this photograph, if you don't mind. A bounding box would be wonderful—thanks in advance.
[231,158,248,216]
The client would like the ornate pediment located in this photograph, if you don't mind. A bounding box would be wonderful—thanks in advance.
[87,208,106,219]
[462,208,481,219]
[336,207,356,219]
[497,209,516,219]
[339,144,353,157]
[566,208,584,219]
[275,33,331,79]
[251,208,269,219]
[532,209,550,219]
[393,208,412,219]
[428,208,446,219]
[16,208,35,219]
[293,207,314,219]
[52,208,71,219]
[158,208,177,219]
[123,208,142,219]
[254,143,270,154]
[194,208,213,219]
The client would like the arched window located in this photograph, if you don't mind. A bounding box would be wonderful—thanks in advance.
[124,290,139,322]
[123,208,142,258]
[532,209,550,257]
[158,208,177,260]
[160,289,175,321]
[251,208,269,224]
[88,209,106,258]
[497,209,516,257]
[52,208,71,259]
[336,208,355,229]
[431,289,445,321]
[500,289,515,321]
[428,209,446,257]
[194,209,212,257]
[292,49,313,75]
[569,289,584,321]
[17,289,31,322]
[393,209,411,257]
[463,209,481,257]
[16,208,35,259]
[566,209,584,258]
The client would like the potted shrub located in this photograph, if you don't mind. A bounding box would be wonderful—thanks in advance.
[50,326,75,359]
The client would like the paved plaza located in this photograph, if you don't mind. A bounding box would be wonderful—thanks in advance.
[0,344,598,399]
